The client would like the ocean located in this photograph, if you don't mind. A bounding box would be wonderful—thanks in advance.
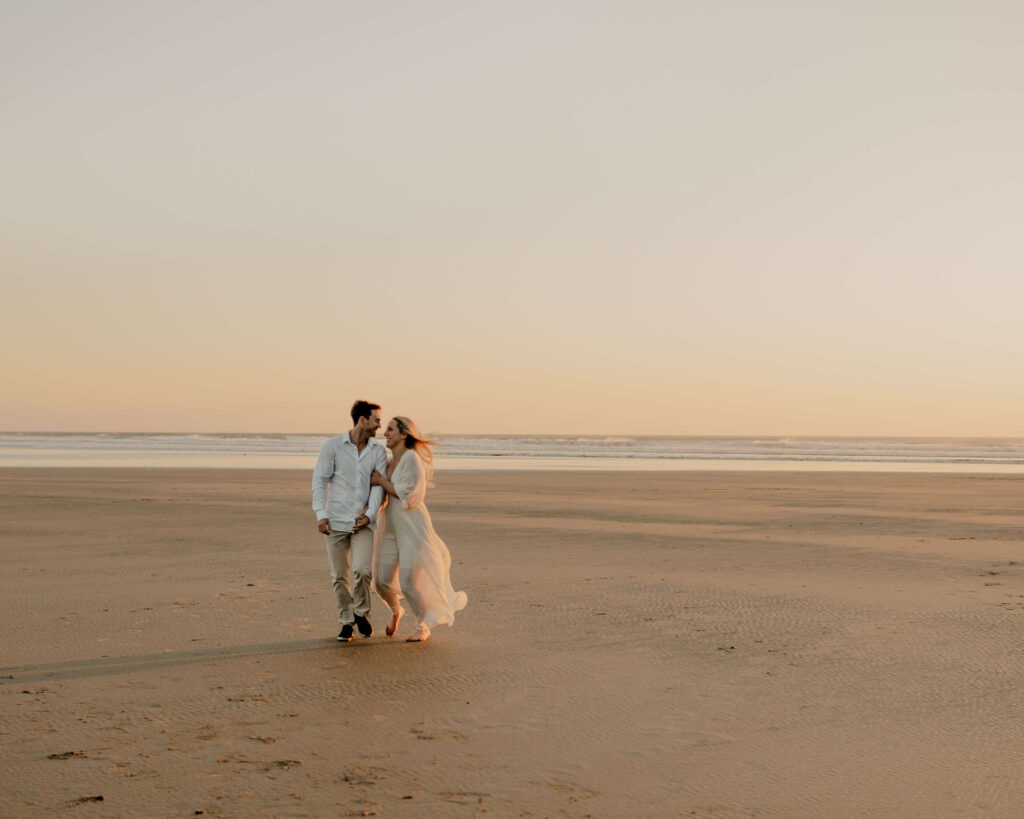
[2,432,1024,472]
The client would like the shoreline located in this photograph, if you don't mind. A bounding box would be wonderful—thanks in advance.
[4,433,1024,474]
[5,459,1024,473]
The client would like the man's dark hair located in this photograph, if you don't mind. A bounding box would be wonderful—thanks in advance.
[351,400,381,425]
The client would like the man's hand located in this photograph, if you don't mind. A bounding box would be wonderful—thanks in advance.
[317,518,331,535]
[353,514,370,531]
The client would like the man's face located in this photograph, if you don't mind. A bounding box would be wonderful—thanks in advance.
[362,410,382,437]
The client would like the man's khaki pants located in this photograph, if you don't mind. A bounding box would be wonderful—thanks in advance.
[325,528,374,625]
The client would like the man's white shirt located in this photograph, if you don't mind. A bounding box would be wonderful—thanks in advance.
[312,433,387,533]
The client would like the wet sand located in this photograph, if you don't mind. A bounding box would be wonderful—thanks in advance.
[2,468,1024,817]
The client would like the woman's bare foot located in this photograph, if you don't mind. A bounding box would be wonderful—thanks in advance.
[386,609,403,638]
[406,627,430,643]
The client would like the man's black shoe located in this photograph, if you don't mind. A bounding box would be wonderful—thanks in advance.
[337,624,354,642]
[354,614,373,638]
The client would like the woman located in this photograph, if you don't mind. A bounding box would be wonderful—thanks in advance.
[371,417,468,642]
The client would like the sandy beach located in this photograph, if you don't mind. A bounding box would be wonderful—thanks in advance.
[2,467,1024,817]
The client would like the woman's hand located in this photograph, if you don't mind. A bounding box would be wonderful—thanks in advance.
[371,470,396,498]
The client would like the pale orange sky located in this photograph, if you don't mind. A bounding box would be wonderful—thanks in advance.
[3,1,1023,435]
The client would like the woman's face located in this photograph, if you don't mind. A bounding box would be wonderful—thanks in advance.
[383,418,402,449]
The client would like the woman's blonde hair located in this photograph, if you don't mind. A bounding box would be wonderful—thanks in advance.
[394,416,435,483]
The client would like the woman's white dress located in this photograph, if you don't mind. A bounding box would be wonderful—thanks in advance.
[373,450,468,629]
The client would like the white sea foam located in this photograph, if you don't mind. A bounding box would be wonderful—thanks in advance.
[1,433,1024,471]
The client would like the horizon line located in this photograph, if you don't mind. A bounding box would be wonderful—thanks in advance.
[4,430,1024,441]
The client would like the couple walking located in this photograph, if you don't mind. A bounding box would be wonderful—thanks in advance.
[312,400,468,643]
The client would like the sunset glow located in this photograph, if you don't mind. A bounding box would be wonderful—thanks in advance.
[3,1,1023,435]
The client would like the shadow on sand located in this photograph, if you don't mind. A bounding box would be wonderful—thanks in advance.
[0,638,353,684]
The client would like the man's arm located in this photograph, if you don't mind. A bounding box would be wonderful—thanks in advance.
[312,443,333,534]
[363,446,388,523]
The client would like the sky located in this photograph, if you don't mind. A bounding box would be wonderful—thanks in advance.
[2,0,1023,436]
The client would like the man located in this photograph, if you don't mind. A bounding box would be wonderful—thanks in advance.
[312,400,387,642]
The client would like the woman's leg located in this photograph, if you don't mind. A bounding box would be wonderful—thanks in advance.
[396,537,430,640]
[373,532,403,614]
[374,531,405,637]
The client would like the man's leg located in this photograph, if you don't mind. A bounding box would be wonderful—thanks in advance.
[325,532,354,626]
[350,528,375,637]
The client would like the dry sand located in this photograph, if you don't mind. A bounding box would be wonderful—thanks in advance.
[2,467,1024,817]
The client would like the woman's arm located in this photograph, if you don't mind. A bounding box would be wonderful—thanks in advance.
[370,470,398,498]
[395,452,427,509]
[371,452,426,509]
